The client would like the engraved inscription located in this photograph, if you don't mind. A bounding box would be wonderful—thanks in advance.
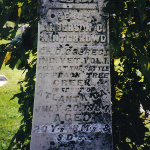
[30,0,112,149]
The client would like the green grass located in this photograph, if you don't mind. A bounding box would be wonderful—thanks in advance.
[0,23,26,148]
[0,64,24,149]
[0,21,28,149]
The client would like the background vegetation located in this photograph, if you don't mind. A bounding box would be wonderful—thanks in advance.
[105,0,150,149]
[0,64,23,149]
[0,0,150,149]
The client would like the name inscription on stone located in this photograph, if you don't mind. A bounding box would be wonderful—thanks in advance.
[30,0,112,149]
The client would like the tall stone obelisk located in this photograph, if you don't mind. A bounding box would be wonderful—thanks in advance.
[30,0,112,149]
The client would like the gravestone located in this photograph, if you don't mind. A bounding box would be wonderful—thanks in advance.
[0,75,8,87]
[30,0,112,149]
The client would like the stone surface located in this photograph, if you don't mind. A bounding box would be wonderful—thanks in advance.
[30,0,112,149]
[0,75,8,87]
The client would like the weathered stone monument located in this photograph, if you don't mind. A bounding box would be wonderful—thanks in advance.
[30,0,112,149]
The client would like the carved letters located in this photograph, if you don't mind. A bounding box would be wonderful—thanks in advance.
[30,0,112,149]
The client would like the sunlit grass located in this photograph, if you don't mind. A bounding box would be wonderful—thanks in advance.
[0,64,24,149]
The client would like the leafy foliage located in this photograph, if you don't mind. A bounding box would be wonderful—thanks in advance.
[0,0,37,149]
[0,0,150,149]
[105,0,150,149]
